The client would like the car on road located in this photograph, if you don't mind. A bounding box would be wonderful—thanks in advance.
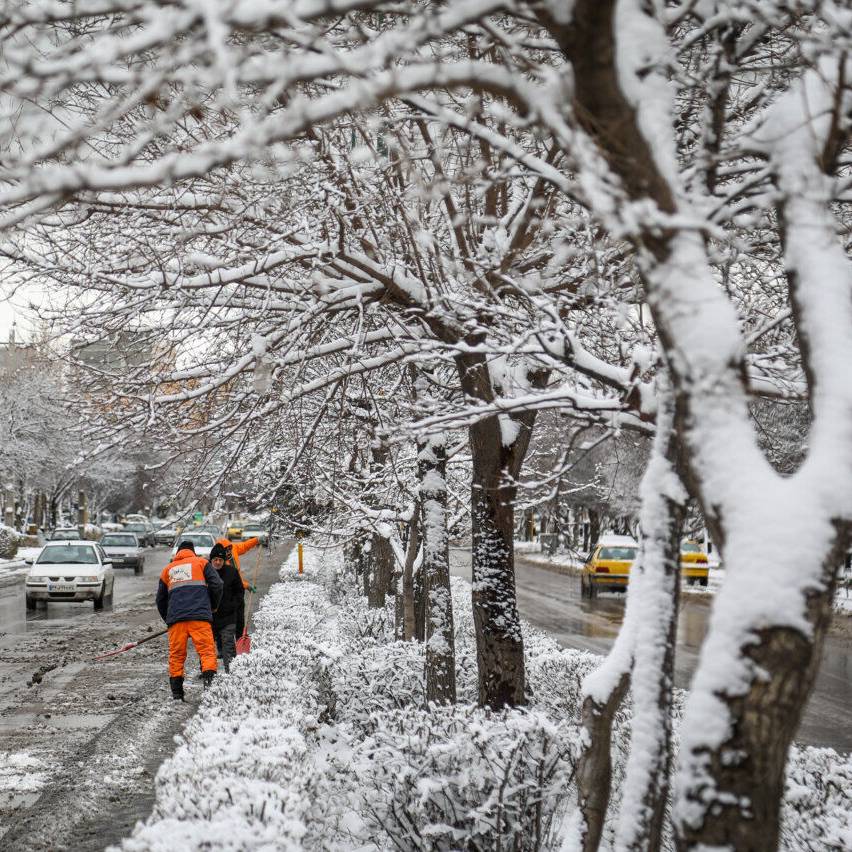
[242,521,270,548]
[123,521,155,547]
[681,540,709,587]
[170,531,216,560]
[194,524,222,537]
[225,519,245,540]
[154,520,182,546]
[47,526,81,541]
[580,535,638,598]
[100,532,145,575]
[25,541,115,610]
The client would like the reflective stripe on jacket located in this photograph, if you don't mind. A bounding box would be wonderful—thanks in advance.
[156,548,223,626]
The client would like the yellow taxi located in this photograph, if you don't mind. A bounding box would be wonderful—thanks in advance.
[226,520,244,540]
[581,535,638,598]
[681,539,709,587]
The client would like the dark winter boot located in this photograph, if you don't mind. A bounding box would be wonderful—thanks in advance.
[169,676,184,701]
[201,670,215,689]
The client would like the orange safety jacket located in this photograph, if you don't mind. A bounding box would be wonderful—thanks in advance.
[156,548,223,625]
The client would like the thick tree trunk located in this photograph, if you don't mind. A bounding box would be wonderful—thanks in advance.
[588,509,601,549]
[469,466,523,708]
[401,508,420,641]
[456,351,545,710]
[419,435,456,704]
[675,541,844,852]
[367,532,393,608]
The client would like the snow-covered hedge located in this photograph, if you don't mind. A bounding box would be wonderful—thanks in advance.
[119,547,851,852]
[346,705,575,850]
[0,524,20,559]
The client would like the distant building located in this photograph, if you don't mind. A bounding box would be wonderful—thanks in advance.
[0,324,38,375]
[74,330,155,374]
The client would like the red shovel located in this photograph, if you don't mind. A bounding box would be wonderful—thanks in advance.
[235,629,251,655]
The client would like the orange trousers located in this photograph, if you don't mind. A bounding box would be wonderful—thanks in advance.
[168,620,217,677]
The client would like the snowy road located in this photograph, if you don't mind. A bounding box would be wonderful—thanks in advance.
[0,540,292,850]
[450,548,852,753]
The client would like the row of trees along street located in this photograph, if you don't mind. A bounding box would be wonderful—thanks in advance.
[1,2,850,849]
[0,331,159,532]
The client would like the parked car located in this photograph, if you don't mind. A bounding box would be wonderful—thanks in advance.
[25,541,115,610]
[123,521,155,547]
[580,535,638,598]
[47,526,81,541]
[194,524,221,537]
[154,521,182,546]
[100,532,145,575]
[170,531,216,560]
[225,519,244,540]
[242,521,270,548]
[681,540,710,587]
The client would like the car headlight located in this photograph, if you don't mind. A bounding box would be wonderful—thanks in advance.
[26,577,47,585]
[80,575,99,583]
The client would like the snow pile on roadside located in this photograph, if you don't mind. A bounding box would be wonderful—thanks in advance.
[0,559,28,581]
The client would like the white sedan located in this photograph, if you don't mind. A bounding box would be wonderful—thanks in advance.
[25,541,115,611]
[170,531,216,560]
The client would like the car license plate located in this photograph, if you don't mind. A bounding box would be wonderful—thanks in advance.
[48,583,75,592]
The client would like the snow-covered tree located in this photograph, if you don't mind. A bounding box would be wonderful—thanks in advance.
[2,2,850,848]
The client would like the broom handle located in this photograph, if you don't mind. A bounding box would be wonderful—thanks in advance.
[241,547,263,637]
[94,627,168,660]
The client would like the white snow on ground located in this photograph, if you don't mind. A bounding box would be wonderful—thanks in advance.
[116,547,852,851]
[16,547,42,561]
[0,547,41,581]
[0,752,47,793]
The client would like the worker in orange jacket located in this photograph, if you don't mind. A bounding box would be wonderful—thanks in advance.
[156,541,223,700]
[216,536,260,591]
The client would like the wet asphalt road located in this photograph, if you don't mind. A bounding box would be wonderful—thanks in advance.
[0,550,164,637]
[450,548,852,753]
[0,540,292,850]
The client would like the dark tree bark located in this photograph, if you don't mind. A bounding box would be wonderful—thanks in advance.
[368,532,394,608]
[400,507,420,641]
[413,557,426,641]
[418,434,456,704]
[588,509,601,550]
[456,352,547,709]
[576,673,630,852]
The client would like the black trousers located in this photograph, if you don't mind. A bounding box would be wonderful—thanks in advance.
[213,623,237,673]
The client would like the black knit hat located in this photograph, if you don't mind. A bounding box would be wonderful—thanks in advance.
[209,543,228,561]
[177,540,196,553]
